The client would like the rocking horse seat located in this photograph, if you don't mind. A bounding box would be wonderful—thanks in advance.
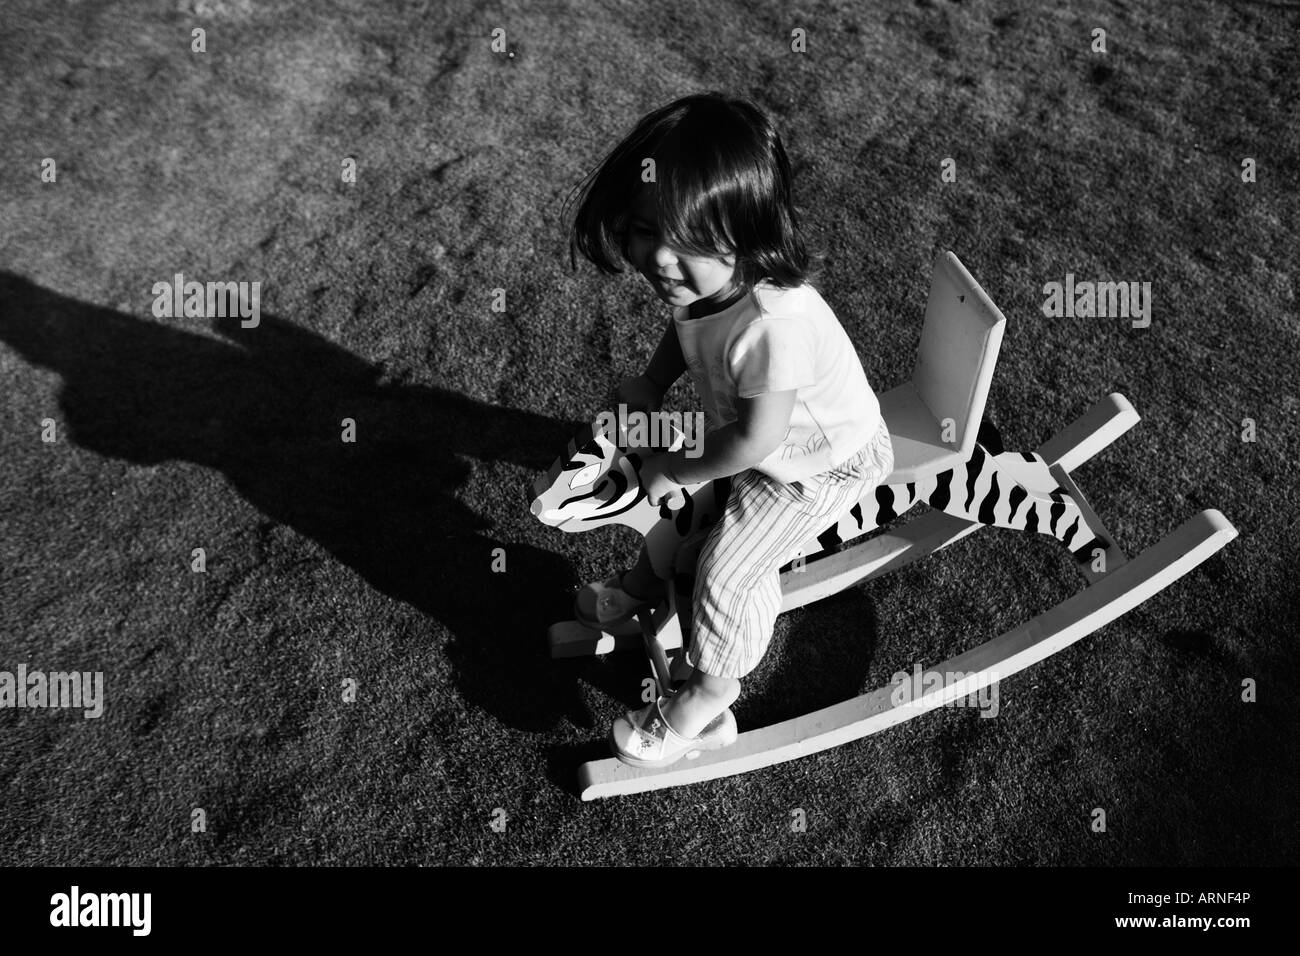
[877,381,968,485]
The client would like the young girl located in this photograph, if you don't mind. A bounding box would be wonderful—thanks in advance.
[565,92,895,767]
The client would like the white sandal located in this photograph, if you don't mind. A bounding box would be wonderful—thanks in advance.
[610,697,738,768]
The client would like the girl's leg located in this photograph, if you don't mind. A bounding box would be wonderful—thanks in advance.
[663,438,891,738]
[619,541,665,601]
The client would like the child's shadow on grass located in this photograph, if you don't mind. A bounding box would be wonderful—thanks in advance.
[0,272,618,732]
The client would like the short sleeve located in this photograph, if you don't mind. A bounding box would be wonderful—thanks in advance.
[727,318,816,398]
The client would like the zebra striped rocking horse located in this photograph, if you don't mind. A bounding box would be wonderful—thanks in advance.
[531,251,1237,800]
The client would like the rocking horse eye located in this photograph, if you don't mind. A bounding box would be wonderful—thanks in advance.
[569,462,603,489]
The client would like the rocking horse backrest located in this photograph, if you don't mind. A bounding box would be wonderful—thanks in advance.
[913,251,1006,461]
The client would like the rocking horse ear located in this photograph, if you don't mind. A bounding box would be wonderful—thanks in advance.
[976,418,1005,457]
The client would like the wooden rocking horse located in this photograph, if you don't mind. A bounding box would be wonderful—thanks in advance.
[531,251,1237,800]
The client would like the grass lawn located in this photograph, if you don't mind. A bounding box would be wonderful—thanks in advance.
[0,0,1296,864]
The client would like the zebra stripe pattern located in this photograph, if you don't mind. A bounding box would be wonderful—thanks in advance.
[531,420,1107,566]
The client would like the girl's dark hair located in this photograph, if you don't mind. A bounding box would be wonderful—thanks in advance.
[565,92,809,290]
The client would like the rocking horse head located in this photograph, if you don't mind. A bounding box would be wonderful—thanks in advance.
[530,420,659,534]
[530,418,703,538]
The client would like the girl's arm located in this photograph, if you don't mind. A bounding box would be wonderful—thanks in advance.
[642,323,687,394]
[663,390,796,485]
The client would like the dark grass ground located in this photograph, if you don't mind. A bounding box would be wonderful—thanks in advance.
[1,0,1297,865]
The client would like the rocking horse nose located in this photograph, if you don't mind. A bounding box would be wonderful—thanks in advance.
[529,499,541,516]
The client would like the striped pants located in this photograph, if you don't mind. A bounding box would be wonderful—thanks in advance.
[674,419,895,679]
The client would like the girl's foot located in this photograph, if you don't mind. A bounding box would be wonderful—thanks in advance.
[574,569,665,630]
[610,696,738,768]
[660,675,742,738]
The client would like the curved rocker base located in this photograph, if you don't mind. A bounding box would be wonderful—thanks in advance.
[577,509,1237,800]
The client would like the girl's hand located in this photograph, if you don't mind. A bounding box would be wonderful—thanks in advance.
[617,374,664,415]
[638,453,683,508]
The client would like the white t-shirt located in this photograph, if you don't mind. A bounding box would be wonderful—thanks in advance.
[673,281,883,483]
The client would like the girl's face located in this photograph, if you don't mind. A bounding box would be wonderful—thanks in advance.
[626,191,740,311]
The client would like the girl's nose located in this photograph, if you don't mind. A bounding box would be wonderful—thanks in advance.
[651,243,678,269]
